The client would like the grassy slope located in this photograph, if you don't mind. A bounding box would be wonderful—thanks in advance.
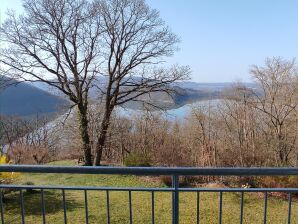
[3,161,298,224]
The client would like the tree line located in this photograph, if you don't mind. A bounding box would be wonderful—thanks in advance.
[61,57,298,167]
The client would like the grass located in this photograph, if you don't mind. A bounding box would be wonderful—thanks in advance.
[2,160,298,223]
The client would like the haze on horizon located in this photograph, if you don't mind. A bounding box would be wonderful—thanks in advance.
[1,0,298,83]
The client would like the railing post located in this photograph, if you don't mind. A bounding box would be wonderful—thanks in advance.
[172,175,179,224]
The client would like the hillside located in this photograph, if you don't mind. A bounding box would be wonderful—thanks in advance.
[0,79,68,117]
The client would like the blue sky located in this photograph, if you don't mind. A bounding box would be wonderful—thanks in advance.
[1,0,298,82]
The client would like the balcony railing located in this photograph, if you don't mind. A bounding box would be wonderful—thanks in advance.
[0,165,298,224]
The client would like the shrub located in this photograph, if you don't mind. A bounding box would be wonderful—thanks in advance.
[160,176,192,187]
[124,153,151,167]
[160,175,172,187]
[0,155,20,184]
[8,144,49,165]
[24,181,36,193]
[258,176,298,188]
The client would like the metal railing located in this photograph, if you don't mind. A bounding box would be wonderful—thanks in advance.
[1,165,298,224]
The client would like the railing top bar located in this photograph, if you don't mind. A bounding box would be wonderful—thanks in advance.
[1,165,298,176]
[0,184,174,192]
[0,184,297,192]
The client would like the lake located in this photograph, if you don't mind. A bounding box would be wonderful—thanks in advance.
[117,99,221,121]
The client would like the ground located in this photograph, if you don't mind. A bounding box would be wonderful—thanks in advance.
[2,160,298,223]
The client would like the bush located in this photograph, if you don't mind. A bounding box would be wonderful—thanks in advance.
[124,153,151,167]
[160,176,192,187]
[258,176,298,188]
[0,155,20,184]
[24,181,36,194]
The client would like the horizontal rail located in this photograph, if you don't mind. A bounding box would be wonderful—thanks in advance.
[1,165,298,224]
[1,165,298,176]
[0,185,173,191]
[1,185,298,192]
[179,188,298,192]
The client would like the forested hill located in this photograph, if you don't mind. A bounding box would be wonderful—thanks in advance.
[0,79,68,117]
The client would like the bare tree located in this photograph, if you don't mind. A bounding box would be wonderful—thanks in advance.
[250,57,298,166]
[0,0,103,165]
[1,0,189,166]
[92,0,190,165]
[0,115,54,164]
[191,104,218,167]
[218,85,263,166]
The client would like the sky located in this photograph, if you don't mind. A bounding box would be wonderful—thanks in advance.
[1,0,298,82]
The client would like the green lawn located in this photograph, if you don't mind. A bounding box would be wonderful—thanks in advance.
[2,160,298,223]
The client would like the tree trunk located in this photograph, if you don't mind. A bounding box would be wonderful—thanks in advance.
[94,133,106,166]
[94,111,112,166]
[78,105,92,166]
